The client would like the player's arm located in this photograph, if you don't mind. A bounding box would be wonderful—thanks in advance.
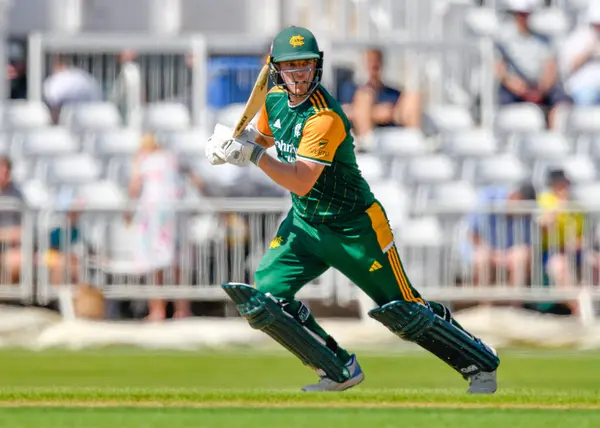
[257,111,346,196]
[254,104,275,149]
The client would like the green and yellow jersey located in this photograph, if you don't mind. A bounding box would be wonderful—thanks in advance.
[256,84,375,224]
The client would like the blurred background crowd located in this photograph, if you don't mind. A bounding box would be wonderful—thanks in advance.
[1,0,600,322]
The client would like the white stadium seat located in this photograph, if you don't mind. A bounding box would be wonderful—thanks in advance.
[495,103,546,135]
[47,154,103,185]
[369,180,409,229]
[3,101,51,129]
[520,132,571,161]
[444,128,497,158]
[143,102,190,132]
[62,102,122,131]
[214,103,248,129]
[476,155,527,185]
[424,105,474,134]
[567,107,600,134]
[356,154,385,183]
[75,180,127,208]
[406,155,456,184]
[528,8,570,38]
[93,129,141,157]
[465,7,500,38]
[17,127,79,159]
[20,179,53,209]
[373,127,429,157]
[165,128,211,156]
[431,181,478,213]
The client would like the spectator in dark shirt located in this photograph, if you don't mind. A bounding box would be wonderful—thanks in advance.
[339,48,422,151]
[466,182,537,288]
[8,42,27,100]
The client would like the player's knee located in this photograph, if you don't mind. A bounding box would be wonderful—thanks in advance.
[253,270,296,302]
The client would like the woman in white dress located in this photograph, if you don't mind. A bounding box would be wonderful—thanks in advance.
[128,133,190,320]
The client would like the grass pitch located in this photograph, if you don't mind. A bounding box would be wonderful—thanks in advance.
[0,348,598,427]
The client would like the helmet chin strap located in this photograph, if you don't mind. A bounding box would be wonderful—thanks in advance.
[268,61,323,106]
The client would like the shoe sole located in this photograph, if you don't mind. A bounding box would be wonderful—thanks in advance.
[302,372,365,392]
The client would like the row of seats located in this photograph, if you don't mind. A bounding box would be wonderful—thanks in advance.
[4,99,600,136]
[0,99,256,134]
[3,99,600,212]
[426,103,600,136]
[11,144,597,197]
[6,121,600,172]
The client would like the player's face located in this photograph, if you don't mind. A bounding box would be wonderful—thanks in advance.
[551,181,570,200]
[365,51,382,80]
[278,59,317,97]
[514,11,530,29]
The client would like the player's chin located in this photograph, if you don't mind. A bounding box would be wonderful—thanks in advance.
[291,84,310,97]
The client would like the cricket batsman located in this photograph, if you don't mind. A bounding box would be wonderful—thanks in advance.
[205,26,500,393]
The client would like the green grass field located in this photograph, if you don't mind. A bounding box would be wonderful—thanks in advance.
[0,348,598,427]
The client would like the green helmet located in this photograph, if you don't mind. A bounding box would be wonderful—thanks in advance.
[268,26,323,98]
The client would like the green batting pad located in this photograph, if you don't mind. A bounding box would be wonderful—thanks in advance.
[222,283,350,383]
[369,301,500,378]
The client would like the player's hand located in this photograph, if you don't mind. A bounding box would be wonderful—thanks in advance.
[220,137,265,167]
[205,142,227,165]
[238,123,260,144]
[206,124,232,165]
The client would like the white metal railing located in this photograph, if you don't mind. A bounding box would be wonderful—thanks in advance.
[0,199,35,303]
[1,198,599,320]
[26,33,210,127]
[25,32,496,129]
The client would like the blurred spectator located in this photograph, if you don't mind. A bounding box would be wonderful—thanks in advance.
[560,2,600,106]
[0,157,23,284]
[39,188,82,286]
[43,54,103,123]
[109,49,143,126]
[8,41,27,100]
[537,168,584,315]
[128,134,190,321]
[339,48,422,151]
[495,0,571,128]
[467,182,537,288]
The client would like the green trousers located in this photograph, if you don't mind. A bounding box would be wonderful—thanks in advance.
[254,201,425,306]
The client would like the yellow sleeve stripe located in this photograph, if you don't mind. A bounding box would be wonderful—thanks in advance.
[315,90,329,110]
[309,90,328,112]
[309,97,320,112]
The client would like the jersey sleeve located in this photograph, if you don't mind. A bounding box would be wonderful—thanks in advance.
[255,104,274,138]
[296,111,346,166]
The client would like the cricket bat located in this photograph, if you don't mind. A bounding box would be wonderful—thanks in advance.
[232,63,270,138]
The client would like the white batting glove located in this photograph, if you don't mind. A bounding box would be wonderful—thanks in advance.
[205,124,232,165]
[205,145,226,165]
[207,123,265,167]
[220,137,266,167]
[238,122,260,143]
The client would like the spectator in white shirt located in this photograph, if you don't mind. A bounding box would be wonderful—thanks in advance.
[109,50,142,126]
[560,2,600,106]
[43,54,103,123]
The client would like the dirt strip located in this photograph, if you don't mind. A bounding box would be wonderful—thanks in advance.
[0,401,598,410]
